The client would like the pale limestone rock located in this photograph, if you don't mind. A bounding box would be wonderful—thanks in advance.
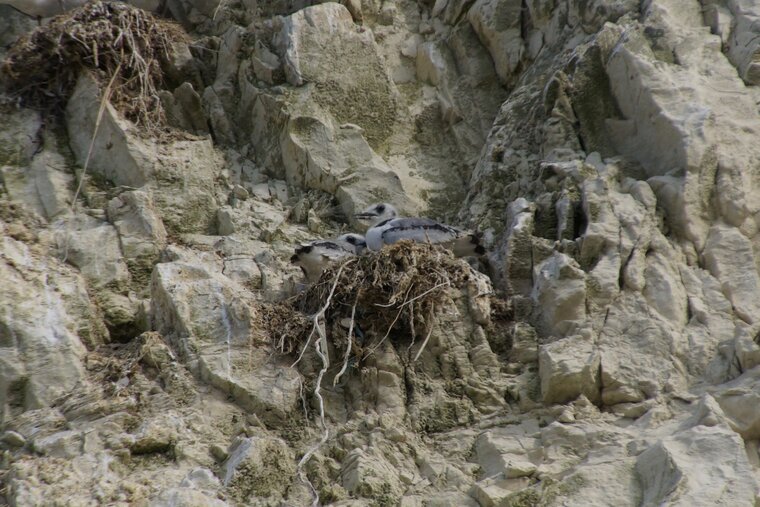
[710,366,760,439]
[130,415,181,454]
[275,0,362,83]
[532,253,587,336]
[150,488,228,507]
[31,148,74,220]
[636,425,757,505]
[500,198,534,295]
[341,447,404,501]
[470,475,532,506]
[447,23,498,86]
[642,250,687,326]
[734,329,760,372]
[510,322,538,363]
[6,0,760,502]
[467,0,524,86]
[66,72,223,235]
[251,40,282,85]
[605,4,760,251]
[539,334,600,403]
[55,216,130,290]
[215,199,287,242]
[0,236,94,425]
[702,225,760,325]
[0,430,26,449]
[0,107,41,167]
[598,294,685,406]
[159,82,209,135]
[474,422,541,478]
[416,41,456,86]
[107,190,167,284]
[281,110,413,224]
[342,0,362,21]
[66,73,155,188]
[726,0,760,85]
[222,436,295,499]
[272,3,397,146]
[151,259,300,423]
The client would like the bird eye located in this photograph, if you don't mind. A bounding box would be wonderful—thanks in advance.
[347,236,356,244]
[377,204,385,213]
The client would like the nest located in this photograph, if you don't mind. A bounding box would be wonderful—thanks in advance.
[1,1,187,130]
[275,241,474,360]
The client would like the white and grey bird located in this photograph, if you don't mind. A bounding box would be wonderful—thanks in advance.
[290,233,366,282]
[355,203,485,257]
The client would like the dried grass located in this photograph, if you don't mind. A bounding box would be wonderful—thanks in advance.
[276,241,473,361]
[1,1,187,131]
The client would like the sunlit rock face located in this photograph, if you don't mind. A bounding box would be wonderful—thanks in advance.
[3,0,760,504]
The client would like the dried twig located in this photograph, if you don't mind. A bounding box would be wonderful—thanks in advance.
[333,295,358,387]
[413,304,437,362]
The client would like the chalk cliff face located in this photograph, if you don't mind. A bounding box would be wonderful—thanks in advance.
[2,0,760,504]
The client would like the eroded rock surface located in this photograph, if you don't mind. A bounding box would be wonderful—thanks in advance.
[3,0,760,504]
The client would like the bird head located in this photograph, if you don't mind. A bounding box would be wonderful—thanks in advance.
[337,233,367,254]
[354,203,398,227]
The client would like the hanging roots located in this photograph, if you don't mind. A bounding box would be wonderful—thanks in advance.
[1,1,187,130]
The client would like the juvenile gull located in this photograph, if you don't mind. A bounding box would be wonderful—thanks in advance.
[355,203,485,257]
[290,233,366,282]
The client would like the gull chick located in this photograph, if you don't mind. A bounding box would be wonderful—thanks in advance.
[355,203,485,257]
[290,233,366,282]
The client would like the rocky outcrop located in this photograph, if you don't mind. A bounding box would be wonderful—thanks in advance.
[4,0,760,504]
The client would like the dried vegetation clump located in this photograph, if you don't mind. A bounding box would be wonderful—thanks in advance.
[274,241,475,360]
[1,1,187,129]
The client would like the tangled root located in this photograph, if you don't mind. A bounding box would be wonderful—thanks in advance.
[1,1,187,131]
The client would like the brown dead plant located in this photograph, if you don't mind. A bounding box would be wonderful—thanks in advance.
[1,1,187,131]
[284,241,473,366]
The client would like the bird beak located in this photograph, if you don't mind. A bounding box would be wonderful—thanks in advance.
[290,254,300,264]
[354,212,377,220]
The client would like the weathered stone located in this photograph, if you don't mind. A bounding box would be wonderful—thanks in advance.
[1,430,26,448]
[539,334,600,404]
[151,259,300,424]
[222,436,294,501]
[273,3,397,146]
[341,448,404,503]
[31,429,83,458]
[0,106,41,167]
[532,253,587,336]
[107,190,167,284]
[0,238,91,425]
[55,215,130,290]
[66,72,222,236]
[709,366,760,439]
[159,82,209,135]
[468,0,524,85]
[130,416,180,455]
[636,425,757,505]
[702,225,760,325]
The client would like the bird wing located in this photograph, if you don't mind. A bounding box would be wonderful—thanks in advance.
[311,240,354,260]
[381,220,464,245]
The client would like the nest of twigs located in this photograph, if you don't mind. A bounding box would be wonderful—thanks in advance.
[276,241,474,360]
[1,1,187,129]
